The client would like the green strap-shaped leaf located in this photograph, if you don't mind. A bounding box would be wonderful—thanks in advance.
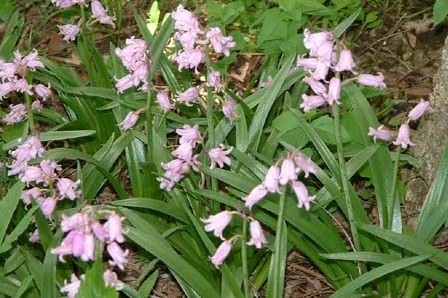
[331,255,429,298]
[360,224,448,270]
[121,208,220,298]
[0,181,24,244]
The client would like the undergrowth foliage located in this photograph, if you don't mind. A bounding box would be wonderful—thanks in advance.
[0,1,446,298]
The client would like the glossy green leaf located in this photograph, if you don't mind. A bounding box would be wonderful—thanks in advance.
[241,55,295,152]
[77,259,118,298]
[0,205,38,253]
[44,148,127,200]
[360,224,448,270]
[121,208,220,297]
[335,8,361,38]
[331,255,429,298]
[0,181,24,244]
[416,140,448,242]
[2,130,96,151]
[321,251,448,286]
[266,221,287,298]
[111,198,188,223]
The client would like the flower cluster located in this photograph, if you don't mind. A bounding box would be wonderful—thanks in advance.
[53,0,115,42]
[204,151,317,268]
[7,136,80,218]
[52,210,127,296]
[297,29,386,112]
[0,50,50,124]
[157,124,202,191]
[172,5,235,74]
[244,152,317,210]
[202,211,267,268]
[368,99,430,149]
[115,37,149,93]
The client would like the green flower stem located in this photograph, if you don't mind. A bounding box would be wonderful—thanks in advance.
[146,86,154,161]
[388,146,401,230]
[25,92,35,133]
[271,188,287,294]
[333,104,361,252]
[205,49,217,191]
[241,219,251,298]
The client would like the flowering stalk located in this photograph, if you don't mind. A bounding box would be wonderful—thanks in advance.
[146,85,154,161]
[205,51,218,191]
[241,219,251,298]
[333,104,361,253]
[271,188,287,295]
[24,89,35,133]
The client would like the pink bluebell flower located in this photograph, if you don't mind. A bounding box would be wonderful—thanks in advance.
[300,94,327,112]
[291,180,315,211]
[210,240,232,268]
[243,184,268,210]
[208,144,233,169]
[357,72,386,88]
[393,123,414,149]
[334,49,356,72]
[408,99,430,121]
[247,220,268,249]
[202,211,233,240]
[263,165,281,193]
[104,212,126,243]
[107,242,129,270]
[119,111,139,131]
[368,125,392,143]
[58,24,80,42]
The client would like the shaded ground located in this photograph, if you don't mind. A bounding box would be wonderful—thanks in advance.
[2,0,447,297]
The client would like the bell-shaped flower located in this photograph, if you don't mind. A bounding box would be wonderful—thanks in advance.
[103,269,124,290]
[202,211,233,240]
[119,111,139,131]
[327,77,341,105]
[2,104,27,125]
[104,212,126,243]
[60,274,83,298]
[107,242,129,270]
[408,99,430,121]
[210,240,232,268]
[37,197,57,218]
[312,60,330,81]
[222,97,237,122]
[300,94,327,112]
[293,154,316,178]
[263,165,281,193]
[91,0,115,28]
[176,124,202,146]
[357,72,386,88]
[279,158,297,185]
[334,49,356,72]
[208,144,233,169]
[296,57,317,72]
[243,184,268,210]
[303,77,327,96]
[247,220,268,249]
[156,91,172,113]
[206,27,235,56]
[393,123,415,149]
[368,125,392,143]
[177,86,199,105]
[58,23,80,42]
[57,178,81,200]
[21,187,41,206]
[60,213,87,232]
[291,180,315,211]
